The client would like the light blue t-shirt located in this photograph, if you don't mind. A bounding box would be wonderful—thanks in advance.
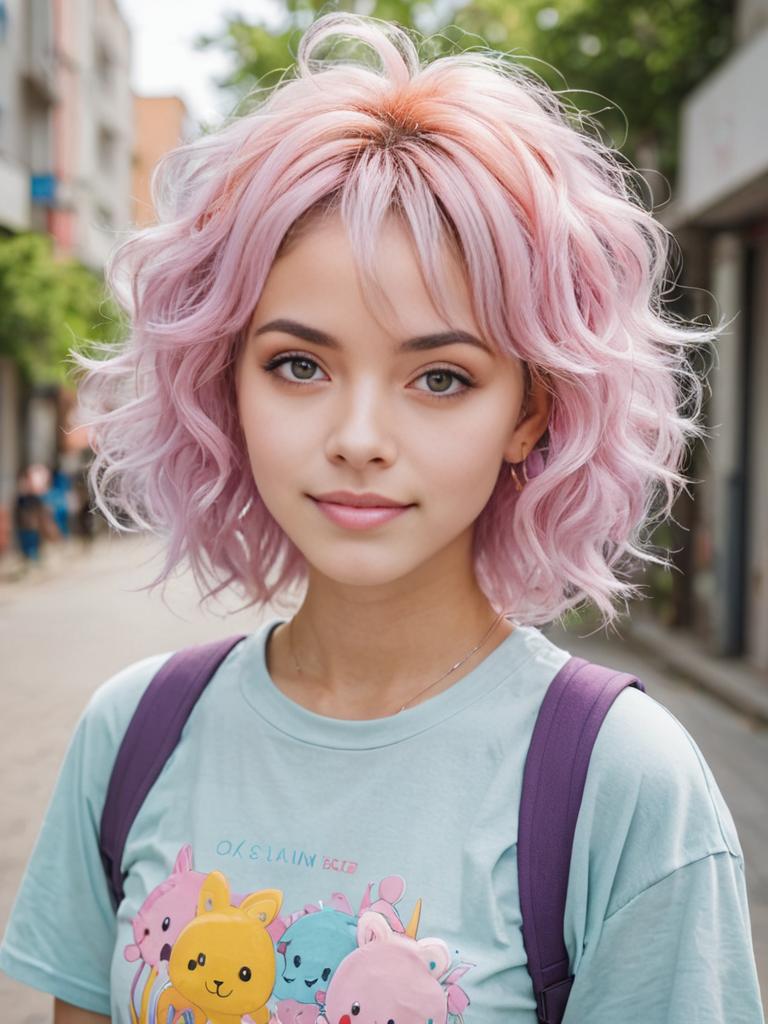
[0,617,763,1023]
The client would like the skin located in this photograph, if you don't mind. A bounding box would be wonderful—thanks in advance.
[236,210,551,719]
[53,1000,109,1023]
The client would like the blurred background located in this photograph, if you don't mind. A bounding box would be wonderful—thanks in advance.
[0,0,766,1019]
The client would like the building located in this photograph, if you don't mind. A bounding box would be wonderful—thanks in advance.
[133,94,193,227]
[0,0,133,265]
[0,0,134,558]
[662,0,768,672]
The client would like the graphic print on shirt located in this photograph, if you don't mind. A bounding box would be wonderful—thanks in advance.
[125,844,474,1024]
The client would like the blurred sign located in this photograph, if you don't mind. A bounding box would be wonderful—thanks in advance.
[30,173,57,205]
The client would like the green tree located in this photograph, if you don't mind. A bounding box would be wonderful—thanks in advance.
[0,233,124,387]
[196,0,732,185]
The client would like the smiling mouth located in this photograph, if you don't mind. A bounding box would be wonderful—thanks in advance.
[204,982,232,998]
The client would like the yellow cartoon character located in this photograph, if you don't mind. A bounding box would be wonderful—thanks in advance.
[156,870,282,1024]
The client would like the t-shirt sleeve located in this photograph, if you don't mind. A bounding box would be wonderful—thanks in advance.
[562,685,765,1023]
[0,652,172,1015]
[563,850,764,1023]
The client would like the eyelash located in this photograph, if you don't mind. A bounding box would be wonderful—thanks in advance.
[261,352,476,400]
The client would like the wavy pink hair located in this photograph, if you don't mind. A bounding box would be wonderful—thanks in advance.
[74,12,717,628]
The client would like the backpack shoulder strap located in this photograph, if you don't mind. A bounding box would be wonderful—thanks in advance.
[518,654,647,1024]
[99,633,248,909]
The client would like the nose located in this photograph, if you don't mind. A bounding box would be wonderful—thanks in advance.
[324,378,397,469]
[214,979,223,989]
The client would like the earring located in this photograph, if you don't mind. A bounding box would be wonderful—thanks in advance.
[510,444,529,493]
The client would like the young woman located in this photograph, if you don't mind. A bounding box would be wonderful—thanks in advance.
[0,12,763,1024]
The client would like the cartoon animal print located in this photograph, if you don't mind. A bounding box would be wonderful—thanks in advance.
[322,910,458,1024]
[124,846,205,970]
[124,845,208,1024]
[156,870,282,1024]
[268,998,319,1023]
[269,876,421,1022]
[272,907,358,1005]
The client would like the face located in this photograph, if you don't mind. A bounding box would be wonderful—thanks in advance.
[235,212,545,595]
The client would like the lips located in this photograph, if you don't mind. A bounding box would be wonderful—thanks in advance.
[310,497,412,531]
[311,491,411,508]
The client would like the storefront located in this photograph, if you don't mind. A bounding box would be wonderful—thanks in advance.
[668,23,768,670]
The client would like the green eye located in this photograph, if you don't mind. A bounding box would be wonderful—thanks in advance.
[423,372,454,391]
[290,358,317,378]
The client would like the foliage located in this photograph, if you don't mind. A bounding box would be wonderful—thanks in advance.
[195,0,733,186]
[0,232,125,387]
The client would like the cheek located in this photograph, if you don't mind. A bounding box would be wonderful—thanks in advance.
[237,386,306,477]
[410,410,507,492]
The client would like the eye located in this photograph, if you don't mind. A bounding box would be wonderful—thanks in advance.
[161,916,171,931]
[263,353,326,385]
[351,1004,360,1016]
[293,954,302,968]
[414,367,474,399]
[239,966,252,982]
[321,967,331,982]
[197,952,206,966]
[187,959,197,971]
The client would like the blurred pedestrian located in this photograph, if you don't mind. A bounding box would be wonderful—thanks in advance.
[14,464,60,563]
[44,464,73,539]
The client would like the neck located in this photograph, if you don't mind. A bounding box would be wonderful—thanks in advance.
[265,564,514,719]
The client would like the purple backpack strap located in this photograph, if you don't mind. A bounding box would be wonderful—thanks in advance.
[99,634,248,909]
[518,655,646,1024]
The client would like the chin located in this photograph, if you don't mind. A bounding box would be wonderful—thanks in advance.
[305,551,428,589]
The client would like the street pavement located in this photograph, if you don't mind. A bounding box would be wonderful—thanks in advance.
[1,534,766,1021]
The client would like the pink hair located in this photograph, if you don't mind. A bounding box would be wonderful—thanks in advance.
[73,12,717,628]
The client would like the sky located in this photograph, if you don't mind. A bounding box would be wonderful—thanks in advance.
[117,0,285,126]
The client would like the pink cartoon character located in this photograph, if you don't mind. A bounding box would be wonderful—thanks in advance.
[123,844,249,1024]
[321,911,471,1024]
[124,845,205,971]
[124,844,207,1021]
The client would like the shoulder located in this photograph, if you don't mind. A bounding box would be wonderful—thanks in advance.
[572,683,743,915]
[72,649,176,767]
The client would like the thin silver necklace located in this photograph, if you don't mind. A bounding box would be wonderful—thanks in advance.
[288,609,508,715]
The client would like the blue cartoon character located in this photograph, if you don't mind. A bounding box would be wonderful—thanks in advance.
[269,876,420,1019]
[272,905,357,1007]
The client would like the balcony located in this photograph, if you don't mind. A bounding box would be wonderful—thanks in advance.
[21,0,58,104]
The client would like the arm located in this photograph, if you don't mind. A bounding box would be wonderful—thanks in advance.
[54,999,110,1024]
[563,851,765,1023]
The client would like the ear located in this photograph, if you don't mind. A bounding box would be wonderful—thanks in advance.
[357,910,394,946]
[173,844,194,875]
[377,875,406,905]
[504,367,552,464]
[414,937,452,979]
[197,871,230,915]
[242,888,283,926]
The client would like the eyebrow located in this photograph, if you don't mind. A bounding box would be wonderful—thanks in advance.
[252,318,494,355]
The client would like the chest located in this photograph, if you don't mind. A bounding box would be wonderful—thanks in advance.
[111,725,541,1023]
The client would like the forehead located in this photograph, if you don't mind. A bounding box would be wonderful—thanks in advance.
[257,210,479,343]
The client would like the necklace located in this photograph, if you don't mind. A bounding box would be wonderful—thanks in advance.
[288,608,509,715]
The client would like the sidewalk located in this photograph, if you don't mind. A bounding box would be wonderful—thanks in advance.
[622,614,768,727]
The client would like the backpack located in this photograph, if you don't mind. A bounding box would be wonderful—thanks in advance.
[99,632,646,1024]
